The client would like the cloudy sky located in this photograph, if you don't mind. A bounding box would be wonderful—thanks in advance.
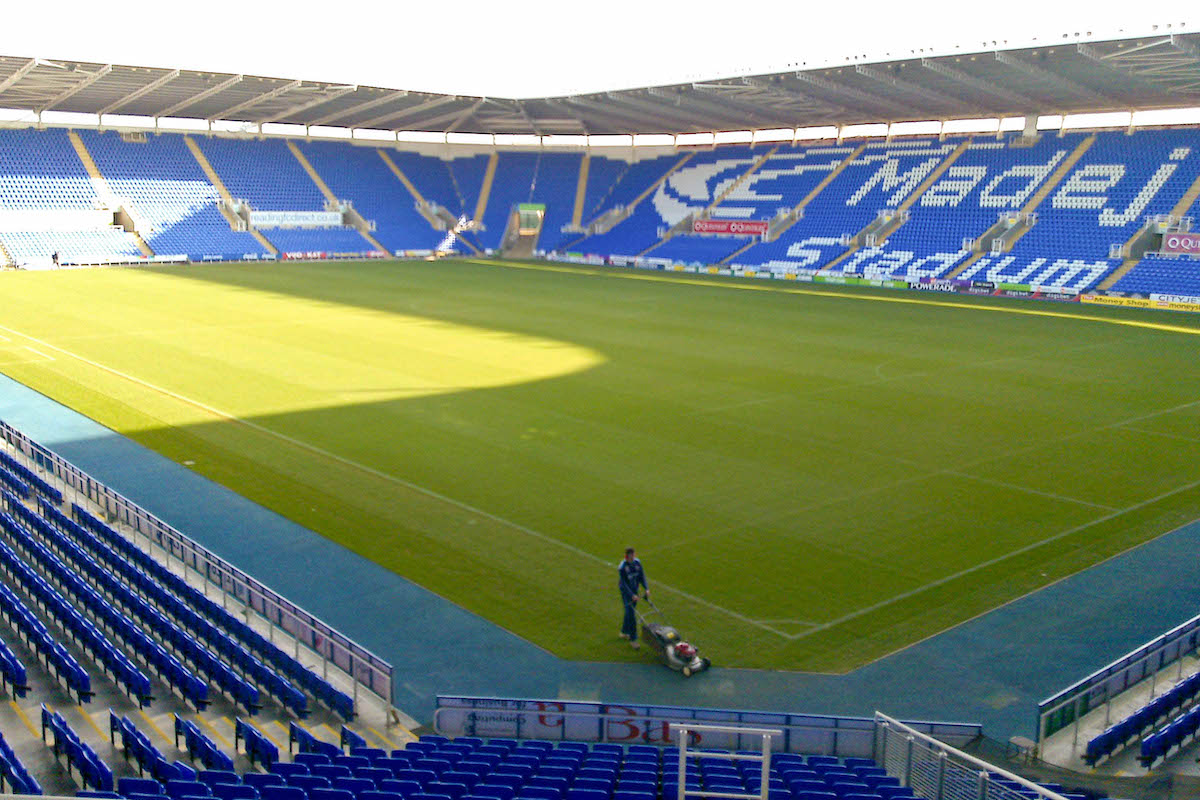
[1,1,1193,98]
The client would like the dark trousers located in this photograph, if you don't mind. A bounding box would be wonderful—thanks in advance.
[622,595,638,641]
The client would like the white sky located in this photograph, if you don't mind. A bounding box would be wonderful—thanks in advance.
[1,1,1194,99]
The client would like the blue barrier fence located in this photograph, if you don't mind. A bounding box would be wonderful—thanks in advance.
[1037,611,1200,742]
[434,697,981,759]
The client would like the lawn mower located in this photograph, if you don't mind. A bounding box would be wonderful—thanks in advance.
[636,598,711,677]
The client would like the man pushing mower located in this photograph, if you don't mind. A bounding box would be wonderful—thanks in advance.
[618,547,648,648]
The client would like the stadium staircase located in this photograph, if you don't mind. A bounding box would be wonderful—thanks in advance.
[0,239,14,268]
[473,153,500,231]
[638,147,779,257]
[285,141,388,254]
[375,150,482,255]
[819,140,970,273]
[182,136,279,257]
[1098,167,1200,289]
[570,154,590,229]
[66,131,156,258]
[947,133,1096,279]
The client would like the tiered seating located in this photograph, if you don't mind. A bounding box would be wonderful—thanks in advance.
[859,138,1030,280]
[530,153,583,254]
[194,137,371,257]
[0,632,28,696]
[153,206,270,262]
[390,152,465,218]
[0,128,145,266]
[236,718,280,769]
[176,715,237,772]
[579,158,630,216]
[476,153,539,251]
[714,144,857,220]
[1109,254,1200,296]
[290,721,342,759]
[0,448,62,502]
[42,705,114,791]
[341,727,368,752]
[1085,669,1200,765]
[448,156,490,223]
[567,154,688,255]
[297,142,441,252]
[1,229,144,267]
[42,500,310,716]
[1140,704,1200,766]
[112,711,199,783]
[78,130,268,261]
[267,227,375,257]
[734,139,956,275]
[0,571,90,700]
[0,463,31,500]
[196,138,324,212]
[48,731,1109,800]
[0,727,40,794]
[0,499,168,706]
[945,131,1199,291]
[650,235,745,265]
[0,128,96,207]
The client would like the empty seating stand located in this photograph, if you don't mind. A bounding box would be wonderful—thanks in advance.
[42,704,113,791]
[1085,669,1200,765]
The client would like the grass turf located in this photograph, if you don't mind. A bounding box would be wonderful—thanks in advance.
[1,257,1199,672]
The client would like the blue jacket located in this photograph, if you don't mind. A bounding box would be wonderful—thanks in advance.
[619,558,647,600]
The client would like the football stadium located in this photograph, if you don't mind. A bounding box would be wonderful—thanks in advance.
[2,7,1200,800]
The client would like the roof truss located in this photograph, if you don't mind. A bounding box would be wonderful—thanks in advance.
[156,74,243,118]
[1078,36,1200,94]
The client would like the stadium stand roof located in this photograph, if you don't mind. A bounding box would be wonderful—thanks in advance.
[2,33,1200,135]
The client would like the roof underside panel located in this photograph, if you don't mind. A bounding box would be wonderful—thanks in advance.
[1,34,1198,135]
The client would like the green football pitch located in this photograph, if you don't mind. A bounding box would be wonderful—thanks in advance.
[2,258,1199,673]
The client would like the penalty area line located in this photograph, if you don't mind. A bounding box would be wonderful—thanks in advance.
[791,474,1200,641]
[0,321,788,641]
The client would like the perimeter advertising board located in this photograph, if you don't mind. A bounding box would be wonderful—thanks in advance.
[1161,232,1200,256]
[693,219,769,236]
[249,210,343,227]
[434,697,981,758]
[1081,294,1200,313]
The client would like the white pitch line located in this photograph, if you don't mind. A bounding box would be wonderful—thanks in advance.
[0,321,789,639]
[23,346,54,361]
[1119,426,1200,446]
[791,474,1200,641]
[945,470,1117,511]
